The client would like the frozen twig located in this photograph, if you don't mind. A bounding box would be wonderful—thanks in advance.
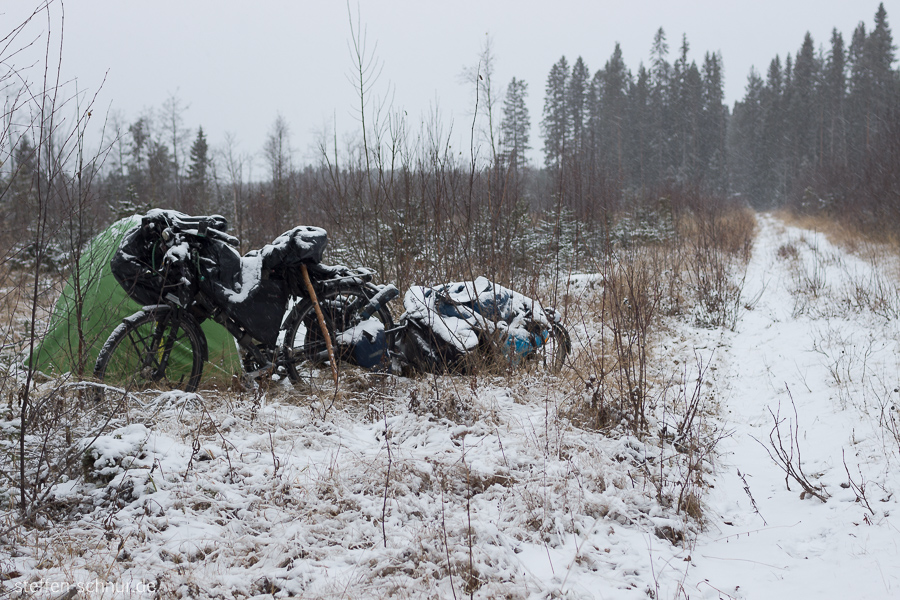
[759,386,829,502]
[842,449,875,516]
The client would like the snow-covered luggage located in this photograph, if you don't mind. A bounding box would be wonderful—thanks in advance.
[109,210,224,307]
[397,277,569,373]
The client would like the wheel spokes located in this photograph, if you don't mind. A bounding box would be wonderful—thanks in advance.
[112,320,188,388]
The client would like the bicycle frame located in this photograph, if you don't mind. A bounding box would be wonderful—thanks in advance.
[100,210,399,392]
[183,266,397,381]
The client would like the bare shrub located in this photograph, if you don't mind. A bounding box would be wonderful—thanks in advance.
[0,1,113,522]
[675,196,756,329]
[599,247,665,435]
[568,189,754,437]
[777,242,800,261]
[760,388,830,502]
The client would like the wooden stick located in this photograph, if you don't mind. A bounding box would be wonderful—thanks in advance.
[300,263,339,385]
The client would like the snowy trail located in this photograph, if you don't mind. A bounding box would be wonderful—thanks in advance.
[684,214,900,599]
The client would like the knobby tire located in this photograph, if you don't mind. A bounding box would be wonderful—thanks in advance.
[94,309,205,399]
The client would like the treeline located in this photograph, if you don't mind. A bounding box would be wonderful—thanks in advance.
[729,3,900,233]
[538,30,728,223]
[535,3,899,231]
[2,4,898,283]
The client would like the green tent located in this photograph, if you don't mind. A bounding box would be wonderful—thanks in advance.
[31,216,242,385]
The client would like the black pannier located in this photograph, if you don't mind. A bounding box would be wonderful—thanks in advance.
[109,212,202,307]
[209,225,327,346]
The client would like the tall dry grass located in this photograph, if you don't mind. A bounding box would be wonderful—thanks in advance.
[568,191,755,434]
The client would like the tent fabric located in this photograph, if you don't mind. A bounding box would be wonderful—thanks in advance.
[30,216,242,383]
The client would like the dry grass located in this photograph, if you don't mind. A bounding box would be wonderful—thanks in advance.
[677,201,757,261]
[563,200,755,436]
[777,208,900,256]
[0,267,62,361]
[774,209,900,320]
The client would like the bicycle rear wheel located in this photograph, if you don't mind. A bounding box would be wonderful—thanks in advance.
[282,286,395,393]
[94,308,205,398]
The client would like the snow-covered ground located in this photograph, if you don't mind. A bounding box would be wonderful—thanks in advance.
[3,213,900,599]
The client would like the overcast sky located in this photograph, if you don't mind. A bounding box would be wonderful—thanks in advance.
[7,0,899,167]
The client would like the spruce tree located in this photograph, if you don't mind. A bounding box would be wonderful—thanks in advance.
[672,35,703,182]
[729,69,766,206]
[627,64,652,189]
[865,3,896,142]
[587,68,605,182]
[823,29,847,166]
[542,56,570,169]
[567,57,591,208]
[846,22,869,165]
[597,43,631,184]
[648,27,671,185]
[186,127,210,213]
[127,117,149,204]
[147,141,174,207]
[568,57,591,166]
[789,32,820,172]
[700,51,727,193]
[500,77,531,171]
[9,137,38,233]
[761,56,787,202]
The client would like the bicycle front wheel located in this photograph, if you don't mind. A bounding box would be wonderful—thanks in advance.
[94,308,205,396]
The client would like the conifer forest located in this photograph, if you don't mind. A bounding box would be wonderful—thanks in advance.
[2,5,897,286]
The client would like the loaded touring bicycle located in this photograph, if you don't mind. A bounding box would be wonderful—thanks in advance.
[94,210,570,397]
[94,209,399,396]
